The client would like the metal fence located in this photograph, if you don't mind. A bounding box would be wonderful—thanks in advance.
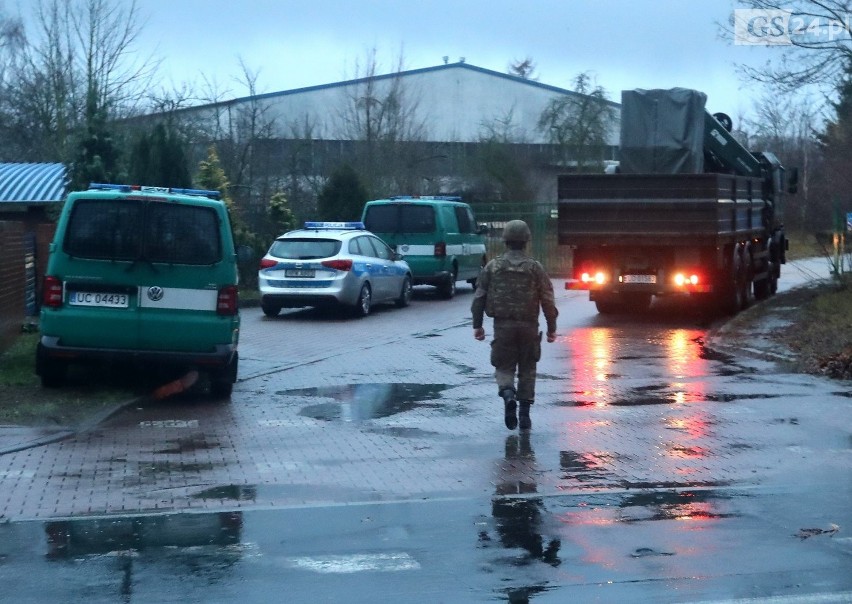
[473,201,572,278]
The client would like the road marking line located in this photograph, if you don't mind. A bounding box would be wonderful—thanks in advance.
[284,552,420,573]
[138,420,199,428]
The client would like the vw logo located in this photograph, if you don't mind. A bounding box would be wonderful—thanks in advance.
[147,286,165,302]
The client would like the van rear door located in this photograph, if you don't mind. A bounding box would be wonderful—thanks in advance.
[135,201,234,354]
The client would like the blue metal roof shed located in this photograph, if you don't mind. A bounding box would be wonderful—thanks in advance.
[0,162,68,205]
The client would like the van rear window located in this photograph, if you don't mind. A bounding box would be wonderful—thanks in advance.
[64,199,221,265]
[364,204,436,234]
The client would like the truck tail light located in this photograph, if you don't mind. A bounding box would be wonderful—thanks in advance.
[217,286,239,315]
[321,259,353,271]
[43,276,63,307]
[580,271,607,285]
[674,272,700,287]
[434,242,446,257]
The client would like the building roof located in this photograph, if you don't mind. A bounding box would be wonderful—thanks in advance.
[172,61,621,116]
[0,163,68,205]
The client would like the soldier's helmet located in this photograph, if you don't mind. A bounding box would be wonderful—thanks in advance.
[502,220,531,243]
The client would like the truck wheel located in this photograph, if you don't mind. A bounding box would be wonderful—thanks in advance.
[753,276,770,301]
[719,248,745,315]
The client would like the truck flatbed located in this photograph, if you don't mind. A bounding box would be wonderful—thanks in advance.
[557,173,769,246]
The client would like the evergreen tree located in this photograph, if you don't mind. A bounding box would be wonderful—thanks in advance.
[317,164,368,221]
[69,91,122,190]
[267,190,297,237]
[129,123,191,187]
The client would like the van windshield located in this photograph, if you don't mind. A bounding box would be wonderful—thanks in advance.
[363,204,435,234]
[63,198,221,265]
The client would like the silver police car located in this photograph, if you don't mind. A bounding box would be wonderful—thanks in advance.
[258,222,413,317]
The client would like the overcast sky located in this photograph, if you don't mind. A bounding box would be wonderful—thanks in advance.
[126,1,778,120]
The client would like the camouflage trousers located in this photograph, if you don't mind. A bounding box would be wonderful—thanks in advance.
[490,321,542,402]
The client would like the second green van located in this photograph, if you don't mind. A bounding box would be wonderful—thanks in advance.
[361,196,487,298]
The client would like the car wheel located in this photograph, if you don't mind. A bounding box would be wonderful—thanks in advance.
[210,352,238,399]
[354,283,372,317]
[438,266,457,299]
[261,300,281,317]
[396,276,412,308]
[36,343,66,388]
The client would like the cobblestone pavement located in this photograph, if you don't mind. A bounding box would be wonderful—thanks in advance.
[1,263,851,602]
[1,268,850,526]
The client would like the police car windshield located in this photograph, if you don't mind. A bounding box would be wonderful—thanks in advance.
[363,204,435,234]
[269,238,342,260]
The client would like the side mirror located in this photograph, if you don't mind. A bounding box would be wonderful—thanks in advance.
[787,167,799,194]
[236,245,256,263]
[477,223,488,235]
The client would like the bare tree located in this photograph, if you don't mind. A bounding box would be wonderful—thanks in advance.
[2,0,157,162]
[728,1,852,92]
[469,108,536,207]
[336,48,427,196]
[744,91,822,229]
[537,72,617,171]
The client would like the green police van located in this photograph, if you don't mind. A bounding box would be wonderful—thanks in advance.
[36,183,240,396]
[361,196,487,298]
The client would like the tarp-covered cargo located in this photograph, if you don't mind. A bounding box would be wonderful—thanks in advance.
[619,88,706,175]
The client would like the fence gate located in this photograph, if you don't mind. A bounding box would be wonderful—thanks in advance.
[472,201,572,278]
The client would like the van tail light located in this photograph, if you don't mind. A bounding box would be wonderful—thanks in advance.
[434,242,446,257]
[259,258,277,269]
[321,259,353,271]
[43,276,63,307]
[217,286,239,315]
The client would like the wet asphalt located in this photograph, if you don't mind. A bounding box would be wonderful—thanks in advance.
[0,258,850,603]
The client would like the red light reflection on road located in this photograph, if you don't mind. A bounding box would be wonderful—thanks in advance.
[566,327,616,407]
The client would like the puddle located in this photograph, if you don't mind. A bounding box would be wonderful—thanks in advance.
[138,461,216,476]
[44,511,242,558]
[367,426,439,438]
[192,485,257,501]
[155,436,220,455]
[617,489,738,522]
[559,450,626,482]
[276,383,451,421]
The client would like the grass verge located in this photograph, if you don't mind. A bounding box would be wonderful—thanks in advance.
[0,333,142,427]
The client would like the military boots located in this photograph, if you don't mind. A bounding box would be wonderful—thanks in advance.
[518,400,532,430]
[499,387,518,430]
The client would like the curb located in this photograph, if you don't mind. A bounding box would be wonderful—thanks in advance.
[0,395,145,456]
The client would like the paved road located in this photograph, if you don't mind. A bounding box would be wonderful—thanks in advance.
[0,259,850,603]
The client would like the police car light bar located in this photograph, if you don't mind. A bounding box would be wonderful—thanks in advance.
[88,183,132,192]
[304,221,365,230]
[87,183,220,200]
[389,195,462,201]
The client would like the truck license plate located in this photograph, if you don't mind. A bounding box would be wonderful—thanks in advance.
[623,274,656,284]
[68,291,129,308]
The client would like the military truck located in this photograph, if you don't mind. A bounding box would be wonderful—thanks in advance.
[557,88,796,315]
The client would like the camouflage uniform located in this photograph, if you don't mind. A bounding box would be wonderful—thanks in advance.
[471,230,557,429]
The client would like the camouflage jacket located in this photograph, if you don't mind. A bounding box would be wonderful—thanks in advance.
[471,250,557,332]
